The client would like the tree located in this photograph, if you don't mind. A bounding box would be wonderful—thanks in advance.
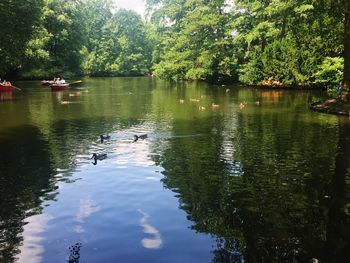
[147,0,237,83]
[233,0,344,87]
[42,0,87,76]
[20,0,88,78]
[80,0,115,75]
[110,10,153,76]
[0,0,43,76]
[341,0,350,101]
[83,9,153,76]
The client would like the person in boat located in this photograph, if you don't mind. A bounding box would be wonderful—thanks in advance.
[54,77,66,84]
[58,77,66,84]
[2,79,8,85]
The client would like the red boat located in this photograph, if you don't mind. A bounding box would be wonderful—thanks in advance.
[0,82,16,92]
[50,83,70,91]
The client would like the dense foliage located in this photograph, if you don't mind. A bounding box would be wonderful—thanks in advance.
[0,0,43,76]
[1,0,349,90]
[83,9,153,76]
[146,0,347,87]
[0,0,152,78]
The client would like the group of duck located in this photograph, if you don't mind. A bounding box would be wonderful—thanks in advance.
[179,93,260,111]
[180,99,260,111]
[91,134,148,165]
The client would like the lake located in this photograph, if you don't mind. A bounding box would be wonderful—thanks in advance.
[0,77,349,262]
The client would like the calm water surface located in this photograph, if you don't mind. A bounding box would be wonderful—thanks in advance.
[0,77,350,262]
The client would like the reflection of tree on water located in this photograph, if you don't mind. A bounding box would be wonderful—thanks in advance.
[159,115,245,260]
[158,102,350,262]
[323,119,350,261]
[67,242,82,263]
[229,114,350,262]
[0,126,54,262]
[0,78,157,262]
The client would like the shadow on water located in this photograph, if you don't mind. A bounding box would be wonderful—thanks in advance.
[0,125,54,262]
[157,104,350,262]
[322,119,350,261]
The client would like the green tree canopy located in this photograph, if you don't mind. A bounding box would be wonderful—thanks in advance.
[0,0,43,76]
[83,9,153,76]
[147,0,238,82]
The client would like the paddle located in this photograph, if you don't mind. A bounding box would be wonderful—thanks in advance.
[69,80,82,85]
[13,86,21,91]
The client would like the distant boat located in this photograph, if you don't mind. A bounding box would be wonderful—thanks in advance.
[49,80,82,91]
[0,82,16,92]
[50,83,70,91]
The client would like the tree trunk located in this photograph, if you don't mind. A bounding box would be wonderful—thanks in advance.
[341,0,350,101]
[280,11,288,39]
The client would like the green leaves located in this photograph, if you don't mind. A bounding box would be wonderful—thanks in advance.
[0,0,43,76]
[1,0,346,86]
[146,0,343,85]
[148,0,237,82]
[232,0,344,86]
[83,9,153,76]
[293,4,314,15]
[314,57,344,88]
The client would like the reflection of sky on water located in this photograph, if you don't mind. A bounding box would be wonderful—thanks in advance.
[74,198,100,237]
[114,140,155,167]
[104,129,156,168]
[17,213,53,263]
[7,79,232,262]
[75,199,100,224]
[221,112,243,176]
[138,209,162,249]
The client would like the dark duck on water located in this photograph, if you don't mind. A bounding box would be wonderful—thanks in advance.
[100,134,111,143]
[133,134,148,142]
[91,153,107,165]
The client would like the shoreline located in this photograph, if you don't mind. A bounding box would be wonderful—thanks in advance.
[310,99,350,116]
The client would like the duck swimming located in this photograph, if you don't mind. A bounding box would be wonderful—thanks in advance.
[133,134,148,142]
[91,153,107,165]
[100,134,111,143]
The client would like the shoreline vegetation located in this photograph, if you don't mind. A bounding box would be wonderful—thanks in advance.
[1,0,349,115]
[311,99,350,116]
[311,84,350,116]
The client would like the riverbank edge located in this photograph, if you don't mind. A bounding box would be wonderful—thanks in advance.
[232,83,326,91]
[310,99,350,116]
